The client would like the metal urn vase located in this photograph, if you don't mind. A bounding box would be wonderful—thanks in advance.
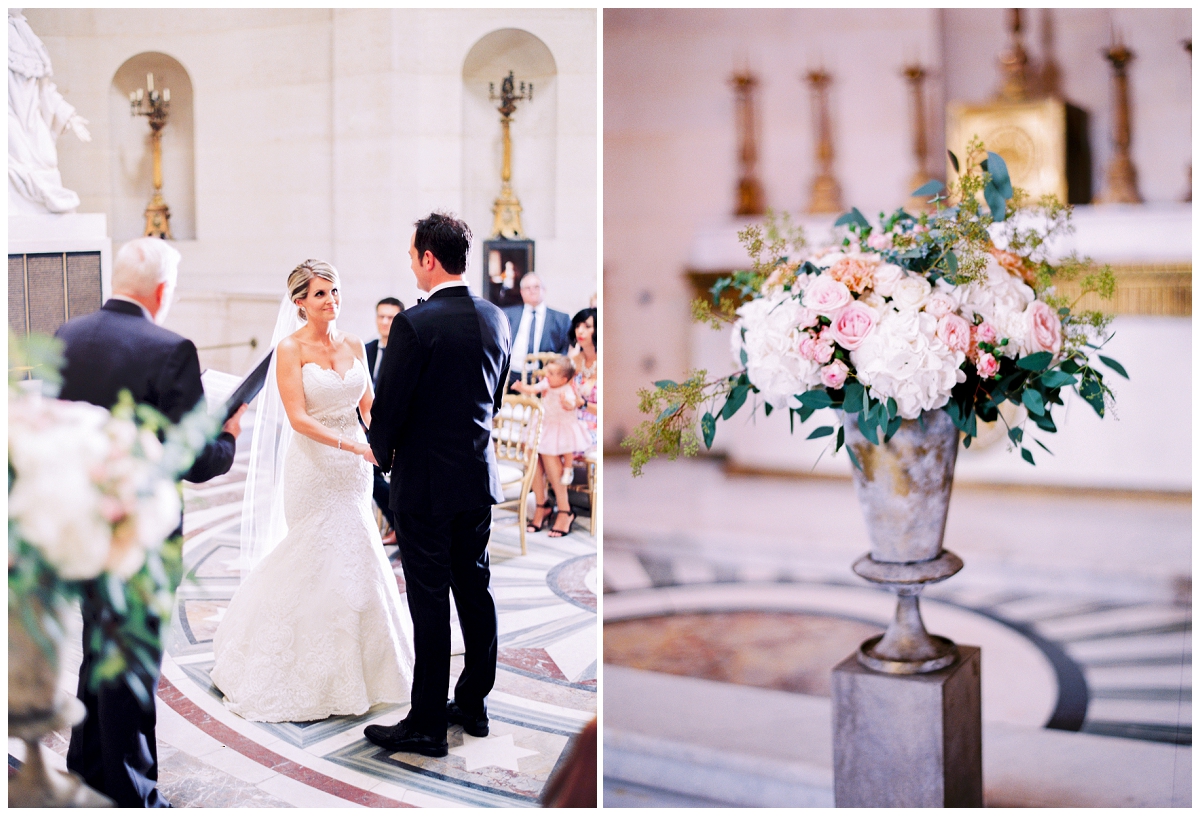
[843,409,963,674]
[8,602,112,807]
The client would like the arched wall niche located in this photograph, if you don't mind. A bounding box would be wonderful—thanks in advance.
[462,29,558,247]
[109,53,196,241]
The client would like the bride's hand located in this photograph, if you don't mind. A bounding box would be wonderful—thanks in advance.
[362,446,379,466]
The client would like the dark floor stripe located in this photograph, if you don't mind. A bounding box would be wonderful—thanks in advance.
[1059,620,1191,643]
[1089,687,1191,702]
[1082,720,1191,746]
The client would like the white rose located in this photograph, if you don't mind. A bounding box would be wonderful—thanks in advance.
[801,274,853,317]
[890,275,933,311]
[871,262,905,297]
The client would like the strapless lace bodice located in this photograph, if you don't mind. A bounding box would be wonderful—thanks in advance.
[211,354,414,723]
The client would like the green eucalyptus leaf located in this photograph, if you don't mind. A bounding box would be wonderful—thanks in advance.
[701,412,716,448]
[983,182,1007,222]
[721,385,749,420]
[911,180,945,198]
[658,403,681,422]
[1040,370,1077,388]
[1022,389,1046,416]
[1017,352,1054,371]
[798,404,816,423]
[842,381,864,414]
[1097,355,1129,379]
[1008,426,1023,444]
[807,425,835,440]
[654,380,678,390]
[797,389,834,410]
[986,151,1013,198]
[845,443,862,472]
[1079,377,1105,417]
[948,150,960,173]
[1034,438,1054,455]
[1021,447,1035,466]
[836,425,845,452]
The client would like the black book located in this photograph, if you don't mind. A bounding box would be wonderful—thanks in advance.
[222,350,273,422]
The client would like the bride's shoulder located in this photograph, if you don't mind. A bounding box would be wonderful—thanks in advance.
[276,334,303,364]
[341,333,367,358]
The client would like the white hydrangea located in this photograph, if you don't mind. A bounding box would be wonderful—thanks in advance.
[732,292,823,407]
[850,306,966,419]
[956,256,1036,358]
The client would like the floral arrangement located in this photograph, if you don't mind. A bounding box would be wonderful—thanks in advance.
[626,140,1125,475]
[9,333,216,706]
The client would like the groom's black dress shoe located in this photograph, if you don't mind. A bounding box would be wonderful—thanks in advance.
[447,700,489,737]
[363,721,448,757]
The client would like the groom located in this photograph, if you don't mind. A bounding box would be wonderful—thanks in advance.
[366,212,511,757]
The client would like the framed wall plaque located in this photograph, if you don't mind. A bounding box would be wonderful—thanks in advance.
[482,238,534,308]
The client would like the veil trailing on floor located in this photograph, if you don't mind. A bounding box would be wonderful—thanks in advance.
[237,295,303,573]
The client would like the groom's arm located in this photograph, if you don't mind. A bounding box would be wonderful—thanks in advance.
[369,315,422,472]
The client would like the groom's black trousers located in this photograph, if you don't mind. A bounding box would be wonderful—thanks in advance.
[394,505,498,737]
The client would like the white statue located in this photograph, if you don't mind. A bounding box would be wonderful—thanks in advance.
[8,9,91,214]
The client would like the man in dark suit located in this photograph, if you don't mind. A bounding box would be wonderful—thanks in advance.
[365,296,404,543]
[365,212,511,758]
[502,273,570,390]
[55,237,245,808]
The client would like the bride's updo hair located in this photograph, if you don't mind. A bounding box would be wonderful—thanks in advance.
[287,260,339,320]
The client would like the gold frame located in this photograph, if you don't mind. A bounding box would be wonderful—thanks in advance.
[946,97,1067,205]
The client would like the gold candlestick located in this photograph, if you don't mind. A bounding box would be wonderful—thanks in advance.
[1184,39,1191,203]
[805,69,842,215]
[730,71,765,216]
[997,8,1031,102]
[487,71,533,239]
[1094,37,1142,204]
[903,64,935,212]
[130,74,173,239]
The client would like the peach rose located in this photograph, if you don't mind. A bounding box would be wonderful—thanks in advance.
[989,246,1039,287]
[827,255,878,294]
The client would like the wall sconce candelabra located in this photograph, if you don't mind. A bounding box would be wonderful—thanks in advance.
[1095,31,1142,204]
[804,69,842,215]
[129,73,173,239]
[487,71,533,239]
[730,71,765,216]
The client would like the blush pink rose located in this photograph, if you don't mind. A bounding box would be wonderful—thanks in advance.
[936,314,971,353]
[828,301,877,350]
[1025,301,1062,354]
[821,359,850,389]
[866,231,893,251]
[924,292,956,319]
[794,306,819,330]
[802,275,852,316]
[972,322,997,346]
[976,352,1000,378]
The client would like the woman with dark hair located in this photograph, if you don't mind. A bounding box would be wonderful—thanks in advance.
[567,308,597,449]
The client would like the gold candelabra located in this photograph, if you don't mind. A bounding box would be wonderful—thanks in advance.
[487,71,533,239]
[996,8,1031,102]
[903,64,934,212]
[1094,33,1141,204]
[730,71,765,216]
[130,73,173,239]
[804,69,842,215]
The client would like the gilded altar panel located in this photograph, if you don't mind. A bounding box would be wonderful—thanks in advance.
[946,98,1068,204]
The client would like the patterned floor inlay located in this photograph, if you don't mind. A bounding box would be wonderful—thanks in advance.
[20,417,595,808]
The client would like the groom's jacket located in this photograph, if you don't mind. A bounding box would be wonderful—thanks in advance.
[370,284,512,516]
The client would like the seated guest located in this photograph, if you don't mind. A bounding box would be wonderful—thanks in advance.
[504,273,570,390]
[365,297,404,543]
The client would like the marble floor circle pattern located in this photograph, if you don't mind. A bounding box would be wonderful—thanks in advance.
[156,445,597,808]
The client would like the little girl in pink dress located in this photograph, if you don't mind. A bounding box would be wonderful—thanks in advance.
[513,355,590,537]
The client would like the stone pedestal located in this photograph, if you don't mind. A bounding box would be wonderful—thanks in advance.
[832,645,982,807]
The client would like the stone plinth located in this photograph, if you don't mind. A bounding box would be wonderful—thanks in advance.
[832,645,982,807]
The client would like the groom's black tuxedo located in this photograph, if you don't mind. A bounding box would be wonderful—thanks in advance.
[55,298,237,808]
[370,283,511,738]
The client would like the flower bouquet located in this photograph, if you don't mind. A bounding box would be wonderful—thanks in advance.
[8,333,216,715]
[625,140,1125,474]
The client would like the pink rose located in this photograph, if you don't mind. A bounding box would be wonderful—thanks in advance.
[976,352,999,378]
[794,306,819,330]
[828,301,877,350]
[866,231,893,251]
[1025,301,1062,354]
[821,359,850,389]
[936,314,971,353]
[871,263,905,297]
[972,322,997,346]
[802,274,852,316]
[925,292,956,319]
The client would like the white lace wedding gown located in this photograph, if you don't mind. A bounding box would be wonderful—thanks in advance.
[211,358,414,722]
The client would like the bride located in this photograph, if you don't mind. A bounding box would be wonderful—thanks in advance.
[210,260,414,722]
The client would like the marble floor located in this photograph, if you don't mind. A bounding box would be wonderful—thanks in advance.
[603,457,1191,806]
[15,439,596,808]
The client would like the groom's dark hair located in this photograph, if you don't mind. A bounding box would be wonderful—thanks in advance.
[414,212,471,276]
